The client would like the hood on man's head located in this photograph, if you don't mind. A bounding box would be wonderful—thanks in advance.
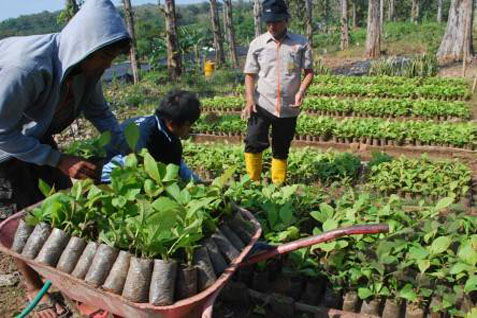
[58,0,131,78]
[262,0,290,23]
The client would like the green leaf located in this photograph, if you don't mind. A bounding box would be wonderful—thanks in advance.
[450,263,473,275]
[150,197,182,223]
[319,203,334,218]
[112,196,127,208]
[464,275,477,293]
[38,179,52,197]
[408,246,429,260]
[429,236,452,255]
[313,241,336,253]
[399,284,417,302]
[310,210,326,223]
[163,164,179,182]
[434,197,453,211]
[358,287,373,300]
[212,166,235,189]
[266,205,279,230]
[322,219,338,231]
[125,153,138,167]
[166,184,181,202]
[144,152,161,183]
[97,131,112,148]
[417,259,431,273]
[124,122,140,151]
[458,240,477,266]
[279,205,294,225]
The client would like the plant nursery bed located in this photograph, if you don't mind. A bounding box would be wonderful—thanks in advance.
[200,108,469,123]
[190,134,477,172]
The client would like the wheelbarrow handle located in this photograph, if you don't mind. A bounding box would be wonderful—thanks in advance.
[240,223,389,267]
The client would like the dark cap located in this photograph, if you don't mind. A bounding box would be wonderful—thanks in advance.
[262,0,289,23]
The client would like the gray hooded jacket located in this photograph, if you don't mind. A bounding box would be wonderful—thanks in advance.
[0,0,130,167]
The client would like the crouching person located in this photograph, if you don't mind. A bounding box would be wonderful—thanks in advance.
[102,90,202,182]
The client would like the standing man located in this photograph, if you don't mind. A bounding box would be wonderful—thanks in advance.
[242,0,314,184]
[0,0,130,317]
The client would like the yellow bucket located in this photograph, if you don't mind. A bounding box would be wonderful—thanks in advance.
[204,60,215,77]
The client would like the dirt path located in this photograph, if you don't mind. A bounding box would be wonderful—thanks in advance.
[0,254,26,317]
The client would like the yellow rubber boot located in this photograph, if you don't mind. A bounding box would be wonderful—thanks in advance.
[244,152,262,182]
[271,158,287,185]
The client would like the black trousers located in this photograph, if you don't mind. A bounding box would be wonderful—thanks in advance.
[0,136,71,219]
[244,106,297,160]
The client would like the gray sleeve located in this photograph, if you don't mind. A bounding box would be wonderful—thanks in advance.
[83,82,127,154]
[244,40,260,74]
[302,41,314,70]
[0,67,61,167]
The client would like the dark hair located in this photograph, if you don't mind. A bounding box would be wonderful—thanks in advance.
[155,90,201,125]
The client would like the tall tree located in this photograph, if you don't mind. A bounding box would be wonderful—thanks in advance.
[122,0,140,84]
[365,0,381,58]
[58,0,80,23]
[253,0,262,38]
[341,0,349,50]
[209,0,225,66]
[67,0,79,15]
[223,0,238,67]
[388,0,395,21]
[437,0,443,23]
[411,0,419,23]
[305,0,313,45]
[380,0,384,33]
[161,0,182,79]
[437,0,474,61]
[352,0,357,28]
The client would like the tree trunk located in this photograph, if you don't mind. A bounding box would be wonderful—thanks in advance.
[163,0,182,79]
[411,0,419,23]
[388,0,395,21]
[365,0,381,58]
[341,0,349,50]
[352,0,357,27]
[436,0,474,61]
[437,0,443,23]
[253,0,262,38]
[210,0,225,66]
[380,0,384,33]
[224,0,239,68]
[122,0,140,84]
[305,0,313,45]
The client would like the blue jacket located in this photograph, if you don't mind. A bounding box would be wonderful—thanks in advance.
[101,115,200,183]
[0,0,129,166]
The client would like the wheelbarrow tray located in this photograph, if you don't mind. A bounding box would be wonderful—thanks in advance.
[0,205,262,318]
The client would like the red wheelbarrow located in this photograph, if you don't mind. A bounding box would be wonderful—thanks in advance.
[0,206,388,318]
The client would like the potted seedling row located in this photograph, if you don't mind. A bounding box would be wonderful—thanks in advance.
[10,149,257,306]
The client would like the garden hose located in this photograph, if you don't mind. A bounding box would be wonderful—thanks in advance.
[16,280,52,318]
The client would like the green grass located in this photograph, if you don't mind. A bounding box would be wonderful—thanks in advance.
[317,21,445,57]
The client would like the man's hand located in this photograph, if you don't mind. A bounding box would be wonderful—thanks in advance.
[241,100,257,120]
[56,154,99,180]
[292,89,305,108]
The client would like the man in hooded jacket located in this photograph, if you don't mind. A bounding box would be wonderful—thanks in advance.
[0,1,131,316]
